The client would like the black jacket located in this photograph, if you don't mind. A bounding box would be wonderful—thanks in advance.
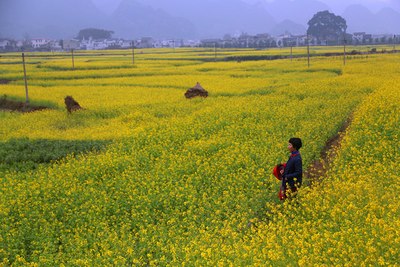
[282,151,302,190]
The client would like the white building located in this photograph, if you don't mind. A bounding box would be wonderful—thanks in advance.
[353,32,366,43]
[0,39,11,49]
[16,40,24,49]
[31,38,51,49]
[183,39,200,47]
[121,40,133,49]
[49,40,63,51]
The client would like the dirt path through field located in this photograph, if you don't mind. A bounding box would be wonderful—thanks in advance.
[304,114,353,187]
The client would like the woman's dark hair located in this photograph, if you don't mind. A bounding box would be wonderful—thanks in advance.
[289,138,302,150]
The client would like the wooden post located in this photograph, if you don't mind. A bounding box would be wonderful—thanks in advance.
[343,36,346,66]
[307,36,310,68]
[22,53,29,104]
[71,49,75,70]
[214,43,217,62]
[393,35,396,52]
[132,42,135,65]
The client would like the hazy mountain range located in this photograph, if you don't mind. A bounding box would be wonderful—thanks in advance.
[0,0,399,40]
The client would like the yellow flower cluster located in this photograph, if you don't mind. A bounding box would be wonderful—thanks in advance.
[229,79,399,266]
[0,48,398,265]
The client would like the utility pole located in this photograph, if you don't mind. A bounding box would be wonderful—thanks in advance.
[214,43,217,62]
[22,53,29,104]
[393,35,396,52]
[307,35,310,68]
[343,32,347,66]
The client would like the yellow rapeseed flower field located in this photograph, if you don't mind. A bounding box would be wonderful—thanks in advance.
[0,47,398,265]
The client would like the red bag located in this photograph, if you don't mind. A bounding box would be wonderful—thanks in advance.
[272,163,286,180]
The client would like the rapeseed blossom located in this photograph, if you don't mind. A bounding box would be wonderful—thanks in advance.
[0,48,398,265]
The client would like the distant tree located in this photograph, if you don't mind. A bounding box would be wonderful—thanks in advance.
[307,11,347,44]
[76,28,114,40]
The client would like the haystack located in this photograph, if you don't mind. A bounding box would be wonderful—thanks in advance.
[64,96,82,113]
[184,82,208,99]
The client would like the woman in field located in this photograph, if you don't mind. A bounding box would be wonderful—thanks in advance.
[279,137,303,200]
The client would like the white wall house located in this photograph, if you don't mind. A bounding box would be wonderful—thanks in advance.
[183,40,200,47]
[121,40,133,49]
[49,40,63,51]
[31,38,50,48]
[353,32,366,43]
[0,39,11,49]
[16,40,24,48]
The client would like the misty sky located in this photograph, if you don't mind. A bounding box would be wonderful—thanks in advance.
[243,0,400,13]
[287,0,399,12]
[93,0,400,14]
[1,0,399,39]
[264,0,398,8]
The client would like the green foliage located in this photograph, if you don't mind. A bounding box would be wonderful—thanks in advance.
[76,28,114,40]
[0,138,111,172]
[307,10,347,42]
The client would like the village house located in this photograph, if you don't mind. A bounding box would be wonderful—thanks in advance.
[31,38,51,49]
[49,40,63,51]
[182,39,200,47]
[90,40,108,50]
[121,40,134,49]
[372,34,392,44]
[105,39,121,49]
[275,34,293,47]
[353,32,367,44]
[162,40,178,48]
[0,39,12,50]
[253,33,273,47]
[16,40,24,49]
[79,37,107,50]
[296,35,309,46]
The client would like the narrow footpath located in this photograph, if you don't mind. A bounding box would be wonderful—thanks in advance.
[304,115,353,187]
